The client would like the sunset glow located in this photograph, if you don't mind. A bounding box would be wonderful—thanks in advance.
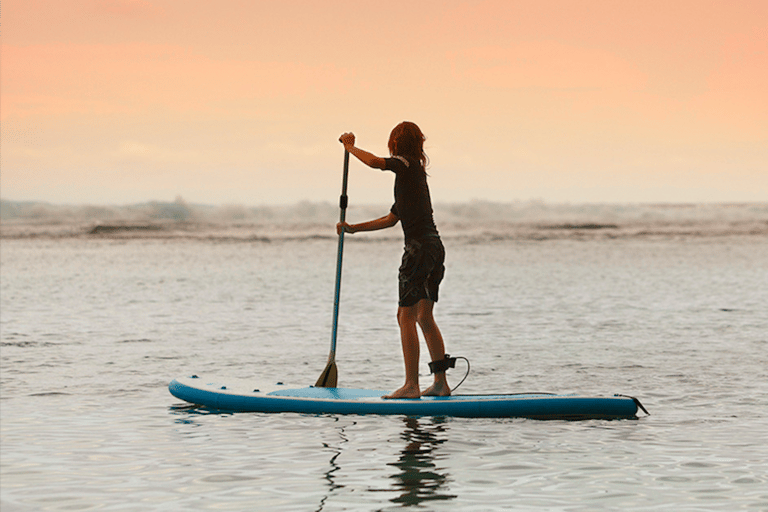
[2,0,766,205]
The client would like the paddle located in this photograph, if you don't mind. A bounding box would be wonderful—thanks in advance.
[315,149,350,387]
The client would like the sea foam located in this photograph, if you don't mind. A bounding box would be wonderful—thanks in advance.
[1,199,766,241]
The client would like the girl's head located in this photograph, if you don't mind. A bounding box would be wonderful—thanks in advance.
[388,121,428,168]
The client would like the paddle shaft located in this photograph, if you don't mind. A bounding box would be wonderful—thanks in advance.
[329,150,350,359]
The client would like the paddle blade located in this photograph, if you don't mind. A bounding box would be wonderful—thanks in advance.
[315,360,338,388]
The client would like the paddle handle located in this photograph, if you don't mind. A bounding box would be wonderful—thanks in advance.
[329,150,350,357]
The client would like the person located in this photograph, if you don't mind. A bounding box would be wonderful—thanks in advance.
[337,122,452,399]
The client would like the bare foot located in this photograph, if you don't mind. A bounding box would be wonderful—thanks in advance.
[383,383,421,399]
[421,380,451,397]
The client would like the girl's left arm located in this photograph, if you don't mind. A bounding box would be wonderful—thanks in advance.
[339,132,386,169]
[337,211,399,235]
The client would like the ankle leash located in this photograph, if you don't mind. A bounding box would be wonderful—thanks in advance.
[429,354,471,392]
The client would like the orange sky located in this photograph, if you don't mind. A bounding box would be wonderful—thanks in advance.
[2,0,766,205]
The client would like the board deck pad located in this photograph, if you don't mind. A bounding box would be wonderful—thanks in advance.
[169,376,642,420]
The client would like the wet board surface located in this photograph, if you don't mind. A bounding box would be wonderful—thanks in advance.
[169,376,641,420]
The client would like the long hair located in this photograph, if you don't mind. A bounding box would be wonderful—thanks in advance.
[387,121,428,169]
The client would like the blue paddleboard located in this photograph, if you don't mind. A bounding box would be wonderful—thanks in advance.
[169,376,644,420]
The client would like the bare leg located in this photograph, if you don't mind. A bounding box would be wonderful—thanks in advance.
[415,299,451,397]
[383,305,422,399]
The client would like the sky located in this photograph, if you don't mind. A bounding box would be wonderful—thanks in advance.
[2,0,766,206]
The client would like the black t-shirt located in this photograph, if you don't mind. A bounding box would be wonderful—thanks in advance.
[384,156,439,242]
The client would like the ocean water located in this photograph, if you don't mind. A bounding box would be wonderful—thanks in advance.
[1,201,768,511]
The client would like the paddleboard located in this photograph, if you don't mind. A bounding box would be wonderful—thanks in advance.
[169,376,645,420]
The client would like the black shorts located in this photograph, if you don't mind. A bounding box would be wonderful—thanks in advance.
[398,236,445,307]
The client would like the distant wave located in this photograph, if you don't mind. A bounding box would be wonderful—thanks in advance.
[1,199,766,241]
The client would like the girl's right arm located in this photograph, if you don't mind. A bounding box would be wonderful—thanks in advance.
[339,132,386,170]
[337,212,399,235]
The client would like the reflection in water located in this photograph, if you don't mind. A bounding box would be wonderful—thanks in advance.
[317,417,349,512]
[318,416,456,510]
[171,407,456,509]
[387,417,456,507]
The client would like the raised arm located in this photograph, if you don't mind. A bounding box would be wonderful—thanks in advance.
[339,132,386,170]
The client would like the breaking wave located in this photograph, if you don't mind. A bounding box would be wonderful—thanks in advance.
[1,198,766,241]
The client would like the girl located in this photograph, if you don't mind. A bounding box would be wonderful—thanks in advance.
[338,122,451,399]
